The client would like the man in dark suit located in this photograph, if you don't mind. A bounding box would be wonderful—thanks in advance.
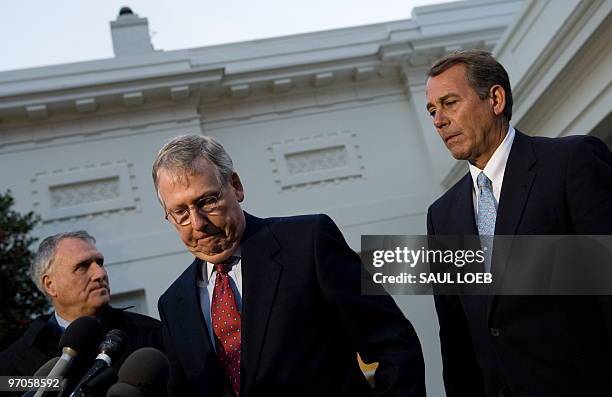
[0,231,164,393]
[425,50,612,396]
[153,135,426,397]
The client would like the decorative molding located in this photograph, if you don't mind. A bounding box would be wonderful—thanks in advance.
[0,103,201,153]
[170,86,190,101]
[313,72,334,87]
[50,177,120,208]
[268,131,364,190]
[272,78,292,94]
[75,98,97,113]
[353,66,376,81]
[401,65,428,91]
[0,0,521,123]
[0,69,221,116]
[229,84,250,98]
[123,91,144,106]
[285,146,349,175]
[32,162,138,222]
[26,104,48,120]
[494,0,611,127]
[201,78,405,129]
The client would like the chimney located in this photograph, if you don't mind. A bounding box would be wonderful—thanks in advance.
[110,7,154,56]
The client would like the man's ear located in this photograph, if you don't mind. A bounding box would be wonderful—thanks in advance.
[42,273,57,298]
[230,172,245,202]
[489,84,507,117]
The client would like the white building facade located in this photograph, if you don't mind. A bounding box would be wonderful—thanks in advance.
[1,0,610,394]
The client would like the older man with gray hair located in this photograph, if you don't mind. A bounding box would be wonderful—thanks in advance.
[0,230,163,380]
[154,134,425,397]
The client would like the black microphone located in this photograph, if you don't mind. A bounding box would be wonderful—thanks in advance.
[79,366,118,397]
[70,329,128,397]
[106,348,169,397]
[33,317,103,397]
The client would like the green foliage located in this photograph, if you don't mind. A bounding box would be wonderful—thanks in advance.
[0,190,50,349]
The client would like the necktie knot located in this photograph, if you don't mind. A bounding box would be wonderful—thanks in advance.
[477,172,492,190]
[214,256,238,275]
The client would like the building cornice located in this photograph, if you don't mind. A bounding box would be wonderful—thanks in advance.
[0,0,523,123]
[493,0,611,124]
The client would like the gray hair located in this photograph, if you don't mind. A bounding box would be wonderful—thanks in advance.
[429,49,513,122]
[30,230,96,294]
[152,135,234,206]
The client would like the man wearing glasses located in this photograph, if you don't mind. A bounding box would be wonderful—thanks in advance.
[152,135,425,397]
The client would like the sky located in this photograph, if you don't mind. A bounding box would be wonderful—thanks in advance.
[0,0,453,72]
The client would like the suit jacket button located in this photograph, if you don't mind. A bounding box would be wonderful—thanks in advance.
[490,327,501,337]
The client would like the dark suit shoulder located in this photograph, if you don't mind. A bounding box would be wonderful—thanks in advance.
[0,333,31,374]
[262,213,341,245]
[115,308,162,329]
[0,316,57,376]
[530,132,603,146]
[429,173,471,214]
[265,213,331,230]
[105,307,164,355]
[429,133,609,213]
[159,257,199,306]
[528,132,609,159]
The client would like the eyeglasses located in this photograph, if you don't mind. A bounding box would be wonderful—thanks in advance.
[164,187,224,226]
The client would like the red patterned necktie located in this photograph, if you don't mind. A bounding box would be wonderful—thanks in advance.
[211,257,241,396]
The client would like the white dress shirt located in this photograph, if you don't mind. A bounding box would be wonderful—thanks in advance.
[197,248,243,352]
[54,311,71,331]
[468,126,516,216]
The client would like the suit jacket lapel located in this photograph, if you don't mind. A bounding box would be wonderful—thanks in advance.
[175,259,224,394]
[495,130,537,235]
[240,213,282,392]
[451,175,484,295]
[487,130,537,316]
[452,173,478,236]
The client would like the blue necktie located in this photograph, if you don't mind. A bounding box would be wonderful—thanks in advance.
[477,172,497,271]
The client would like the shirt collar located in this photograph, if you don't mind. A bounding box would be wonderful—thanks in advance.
[201,246,242,282]
[54,311,71,331]
[469,126,515,190]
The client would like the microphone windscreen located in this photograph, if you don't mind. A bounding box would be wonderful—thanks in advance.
[98,329,129,361]
[59,316,103,354]
[33,357,60,376]
[106,382,145,397]
[117,348,169,394]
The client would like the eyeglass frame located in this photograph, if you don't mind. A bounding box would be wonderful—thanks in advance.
[163,185,226,226]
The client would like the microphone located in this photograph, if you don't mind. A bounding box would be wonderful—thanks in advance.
[33,317,103,397]
[21,358,60,396]
[70,329,128,397]
[78,366,118,397]
[34,357,60,376]
[105,383,142,397]
[106,348,169,397]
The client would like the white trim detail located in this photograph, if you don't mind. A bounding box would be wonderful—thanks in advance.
[35,163,136,221]
[270,132,363,189]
